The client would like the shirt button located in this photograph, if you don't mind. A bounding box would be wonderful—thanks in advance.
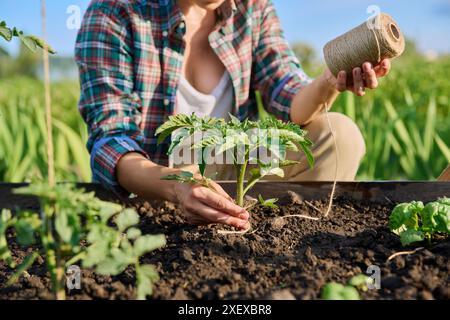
[162,30,168,37]
[164,99,170,106]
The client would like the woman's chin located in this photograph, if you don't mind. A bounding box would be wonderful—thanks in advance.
[195,0,226,10]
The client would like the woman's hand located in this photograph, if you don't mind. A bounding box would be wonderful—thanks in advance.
[174,179,250,230]
[324,59,391,97]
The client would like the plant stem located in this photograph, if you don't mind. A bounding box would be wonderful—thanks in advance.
[236,161,248,207]
[243,177,261,197]
[46,247,66,300]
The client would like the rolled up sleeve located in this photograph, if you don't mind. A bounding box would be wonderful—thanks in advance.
[253,0,313,122]
[75,1,147,195]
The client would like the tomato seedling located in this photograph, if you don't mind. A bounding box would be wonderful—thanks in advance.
[389,197,450,246]
[0,183,165,300]
[156,113,314,207]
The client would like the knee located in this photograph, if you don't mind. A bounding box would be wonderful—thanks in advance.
[309,112,366,161]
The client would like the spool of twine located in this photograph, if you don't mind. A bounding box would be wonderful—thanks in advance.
[324,13,405,78]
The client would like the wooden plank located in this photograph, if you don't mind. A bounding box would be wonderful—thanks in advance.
[1,182,450,210]
[438,165,450,181]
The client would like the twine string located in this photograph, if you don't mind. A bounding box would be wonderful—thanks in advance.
[324,13,405,78]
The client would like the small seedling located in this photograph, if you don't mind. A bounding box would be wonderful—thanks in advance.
[0,20,56,53]
[389,197,450,246]
[155,113,314,208]
[321,274,372,300]
[0,183,165,300]
[321,282,360,300]
[348,274,373,292]
[258,194,279,209]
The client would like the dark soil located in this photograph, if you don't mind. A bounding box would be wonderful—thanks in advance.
[1,194,449,300]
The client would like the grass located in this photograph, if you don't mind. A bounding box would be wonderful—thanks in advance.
[0,54,449,182]
[0,77,90,182]
[331,55,450,180]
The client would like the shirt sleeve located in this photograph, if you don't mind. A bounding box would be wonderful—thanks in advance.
[253,0,313,122]
[75,1,148,195]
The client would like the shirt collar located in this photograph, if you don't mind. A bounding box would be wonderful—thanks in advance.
[161,0,237,34]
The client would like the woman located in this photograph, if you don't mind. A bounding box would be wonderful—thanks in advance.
[75,0,391,230]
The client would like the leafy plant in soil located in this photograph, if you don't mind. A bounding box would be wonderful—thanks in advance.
[0,183,166,300]
[389,197,450,246]
[0,20,56,54]
[155,113,314,208]
[321,274,373,300]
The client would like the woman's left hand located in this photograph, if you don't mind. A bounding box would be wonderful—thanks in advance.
[324,59,391,97]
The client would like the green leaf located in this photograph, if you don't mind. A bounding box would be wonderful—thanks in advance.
[422,201,450,233]
[300,141,315,168]
[6,252,39,286]
[83,241,109,268]
[348,274,372,292]
[167,129,191,155]
[127,228,142,240]
[260,163,285,178]
[199,162,206,177]
[389,201,424,234]
[18,33,37,53]
[421,202,440,232]
[229,113,241,126]
[161,174,182,181]
[161,171,194,182]
[321,283,360,300]
[258,194,279,209]
[155,114,196,144]
[134,234,166,257]
[15,218,38,246]
[55,211,73,244]
[94,244,135,275]
[400,229,425,246]
[0,210,15,268]
[438,197,450,206]
[0,25,12,41]
[115,209,139,232]
[136,264,159,300]
[98,201,123,223]
[180,171,194,178]
[280,160,299,167]
[27,35,57,54]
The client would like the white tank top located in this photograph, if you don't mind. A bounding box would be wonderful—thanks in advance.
[175,71,233,120]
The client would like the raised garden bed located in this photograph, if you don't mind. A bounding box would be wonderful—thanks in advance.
[0,182,449,300]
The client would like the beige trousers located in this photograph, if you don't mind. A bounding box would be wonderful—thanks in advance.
[179,112,366,181]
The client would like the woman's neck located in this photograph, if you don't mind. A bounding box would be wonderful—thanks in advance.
[177,0,220,29]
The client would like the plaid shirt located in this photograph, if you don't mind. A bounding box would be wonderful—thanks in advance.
[75,0,312,194]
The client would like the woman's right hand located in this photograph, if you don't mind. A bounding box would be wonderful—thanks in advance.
[117,153,249,229]
[173,180,250,230]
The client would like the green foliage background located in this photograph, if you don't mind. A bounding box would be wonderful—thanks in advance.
[0,40,449,182]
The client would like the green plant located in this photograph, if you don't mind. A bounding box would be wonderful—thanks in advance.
[0,20,56,54]
[258,194,279,209]
[0,79,90,182]
[321,274,373,300]
[0,183,166,300]
[155,113,314,207]
[321,283,360,300]
[389,198,450,246]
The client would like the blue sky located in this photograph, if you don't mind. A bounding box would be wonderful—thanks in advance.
[1,0,449,57]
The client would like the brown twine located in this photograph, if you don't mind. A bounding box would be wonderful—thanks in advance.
[324,13,405,78]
